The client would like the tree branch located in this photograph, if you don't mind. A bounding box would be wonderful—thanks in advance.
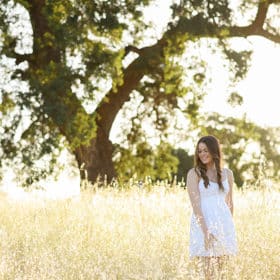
[15,53,33,64]
[96,42,164,136]
[124,45,142,57]
[227,1,280,43]
[227,24,280,43]
[2,44,32,64]
[253,1,270,29]
[95,1,280,137]
[4,50,32,64]
[11,69,30,80]
[255,28,280,43]
[20,118,38,140]
[97,1,280,135]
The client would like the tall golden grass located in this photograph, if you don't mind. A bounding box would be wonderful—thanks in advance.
[0,181,279,279]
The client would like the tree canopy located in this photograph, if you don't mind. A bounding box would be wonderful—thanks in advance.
[0,0,280,185]
[199,113,280,186]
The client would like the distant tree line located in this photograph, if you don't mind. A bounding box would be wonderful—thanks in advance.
[114,113,280,187]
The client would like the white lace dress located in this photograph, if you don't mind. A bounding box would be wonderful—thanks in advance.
[189,177,238,257]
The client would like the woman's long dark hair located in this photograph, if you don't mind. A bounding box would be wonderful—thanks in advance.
[194,135,224,191]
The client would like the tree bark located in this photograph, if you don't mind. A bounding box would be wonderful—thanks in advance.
[74,128,116,183]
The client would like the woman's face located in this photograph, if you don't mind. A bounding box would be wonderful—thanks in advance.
[198,142,213,166]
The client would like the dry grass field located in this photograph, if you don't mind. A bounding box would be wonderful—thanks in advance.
[0,181,279,279]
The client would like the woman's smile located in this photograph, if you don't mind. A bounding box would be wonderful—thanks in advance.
[198,143,213,165]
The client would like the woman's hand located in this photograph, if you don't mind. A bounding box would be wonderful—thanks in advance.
[204,232,217,250]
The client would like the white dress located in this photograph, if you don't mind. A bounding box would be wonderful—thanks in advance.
[189,176,237,257]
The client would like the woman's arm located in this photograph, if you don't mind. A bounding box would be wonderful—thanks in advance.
[187,168,208,236]
[225,168,234,215]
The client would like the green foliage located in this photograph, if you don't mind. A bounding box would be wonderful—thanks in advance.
[171,148,194,182]
[0,0,152,184]
[254,126,280,178]
[0,92,16,115]
[170,114,280,188]
[200,113,280,186]
[171,0,232,25]
[227,91,244,106]
[222,48,252,80]
[114,142,179,181]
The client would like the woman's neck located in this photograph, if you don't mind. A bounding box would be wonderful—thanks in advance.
[206,163,215,170]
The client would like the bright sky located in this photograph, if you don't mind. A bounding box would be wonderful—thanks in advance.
[238,39,280,127]
[203,38,280,127]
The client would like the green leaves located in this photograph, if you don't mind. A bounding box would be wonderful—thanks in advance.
[171,0,232,25]
[200,113,280,186]
[227,92,244,107]
[114,141,179,181]
[0,92,16,115]
[223,48,252,79]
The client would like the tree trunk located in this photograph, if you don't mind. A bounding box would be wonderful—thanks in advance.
[74,128,116,184]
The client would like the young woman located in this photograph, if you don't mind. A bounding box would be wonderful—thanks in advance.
[187,135,237,279]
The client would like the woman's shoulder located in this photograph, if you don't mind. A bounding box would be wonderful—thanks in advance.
[186,168,200,187]
[187,167,198,175]
[187,168,200,181]
[223,167,234,181]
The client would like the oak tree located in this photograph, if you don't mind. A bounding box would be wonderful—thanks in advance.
[0,0,279,184]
